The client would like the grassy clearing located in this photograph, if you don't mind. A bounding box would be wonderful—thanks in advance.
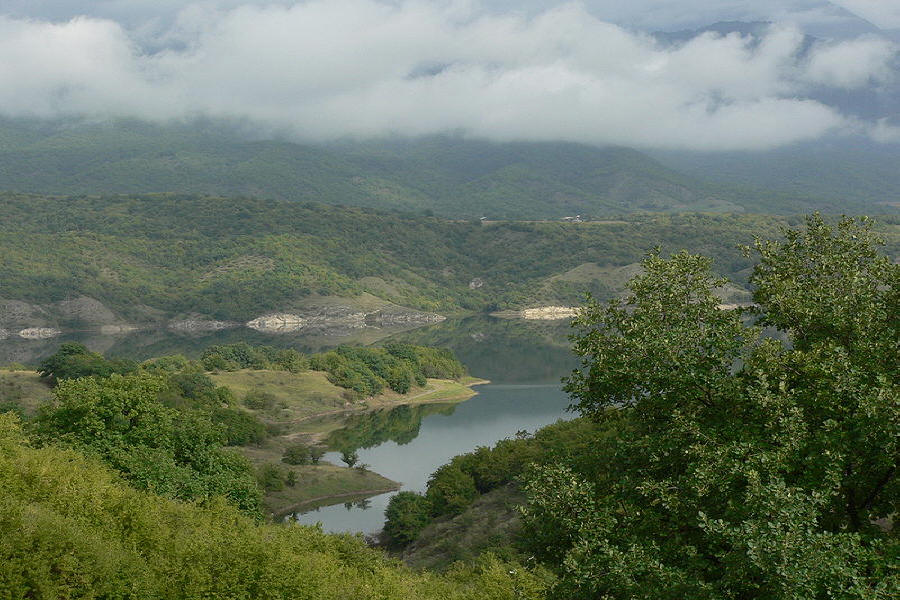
[210,370,350,421]
[211,369,484,425]
[0,370,52,417]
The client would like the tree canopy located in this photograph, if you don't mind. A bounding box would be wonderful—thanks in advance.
[523,215,899,599]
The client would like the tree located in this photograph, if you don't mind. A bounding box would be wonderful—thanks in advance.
[282,443,311,465]
[38,342,136,384]
[34,374,261,514]
[383,491,433,547]
[522,216,898,599]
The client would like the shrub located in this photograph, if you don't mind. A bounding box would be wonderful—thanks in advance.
[383,491,433,547]
[282,443,311,465]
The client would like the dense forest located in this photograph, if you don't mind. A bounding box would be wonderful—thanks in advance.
[2,193,897,323]
[0,119,887,219]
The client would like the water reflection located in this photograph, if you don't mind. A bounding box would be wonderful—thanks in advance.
[319,403,459,453]
[291,382,573,534]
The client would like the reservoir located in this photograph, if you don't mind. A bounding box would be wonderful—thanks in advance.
[1,315,578,535]
[293,382,572,534]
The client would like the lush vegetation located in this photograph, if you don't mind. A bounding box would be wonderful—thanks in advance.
[0,413,551,599]
[32,374,262,514]
[201,342,307,372]
[37,342,138,384]
[309,343,466,398]
[382,418,603,549]
[5,193,896,322]
[522,216,898,598]
[385,216,899,597]
[1,119,880,220]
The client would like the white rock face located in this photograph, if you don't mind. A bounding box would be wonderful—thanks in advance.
[168,319,237,332]
[0,329,8,340]
[520,306,579,320]
[17,327,62,339]
[246,314,311,332]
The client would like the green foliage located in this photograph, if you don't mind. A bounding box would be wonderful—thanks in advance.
[309,344,467,398]
[0,376,25,417]
[37,342,137,384]
[6,194,889,321]
[282,443,311,465]
[201,342,306,372]
[243,390,278,410]
[383,419,604,550]
[0,414,550,599]
[522,216,899,599]
[211,407,267,446]
[384,491,434,548]
[340,450,359,468]
[258,462,290,492]
[32,374,262,514]
[309,445,326,464]
[426,464,478,517]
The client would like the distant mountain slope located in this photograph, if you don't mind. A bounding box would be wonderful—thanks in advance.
[651,139,900,210]
[0,119,873,218]
[1,193,897,329]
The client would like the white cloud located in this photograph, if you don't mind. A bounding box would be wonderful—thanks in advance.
[0,1,896,150]
[804,35,897,87]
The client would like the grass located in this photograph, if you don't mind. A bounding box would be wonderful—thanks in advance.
[210,370,350,421]
[0,370,52,417]
[210,369,484,425]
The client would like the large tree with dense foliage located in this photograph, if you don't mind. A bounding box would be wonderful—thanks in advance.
[33,374,262,514]
[523,215,898,599]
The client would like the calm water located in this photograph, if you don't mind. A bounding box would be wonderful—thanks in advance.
[293,383,572,534]
[2,315,579,535]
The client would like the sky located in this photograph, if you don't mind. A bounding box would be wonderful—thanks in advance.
[0,0,898,151]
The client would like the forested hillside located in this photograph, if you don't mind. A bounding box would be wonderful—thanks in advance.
[8,193,896,325]
[0,119,879,218]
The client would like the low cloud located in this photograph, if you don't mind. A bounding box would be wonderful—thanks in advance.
[0,1,897,151]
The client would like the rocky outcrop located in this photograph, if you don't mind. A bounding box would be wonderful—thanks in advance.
[168,319,238,333]
[490,306,580,320]
[247,306,445,333]
[520,306,579,320]
[17,327,62,340]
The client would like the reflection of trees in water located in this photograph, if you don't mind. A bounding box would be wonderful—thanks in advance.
[344,498,371,511]
[326,403,458,452]
[387,317,577,383]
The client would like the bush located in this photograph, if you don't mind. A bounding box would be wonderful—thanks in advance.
[244,390,277,411]
[258,463,288,492]
[309,445,325,464]
[383,491,433,547]
[211,408,267,446]
[282,443,311,465]
[426,464,477,517]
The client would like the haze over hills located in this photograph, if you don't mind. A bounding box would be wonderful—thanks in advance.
[0,119,890,219]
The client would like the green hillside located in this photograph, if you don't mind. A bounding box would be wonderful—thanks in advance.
[0,119,877,218]
[1,193,897,326]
